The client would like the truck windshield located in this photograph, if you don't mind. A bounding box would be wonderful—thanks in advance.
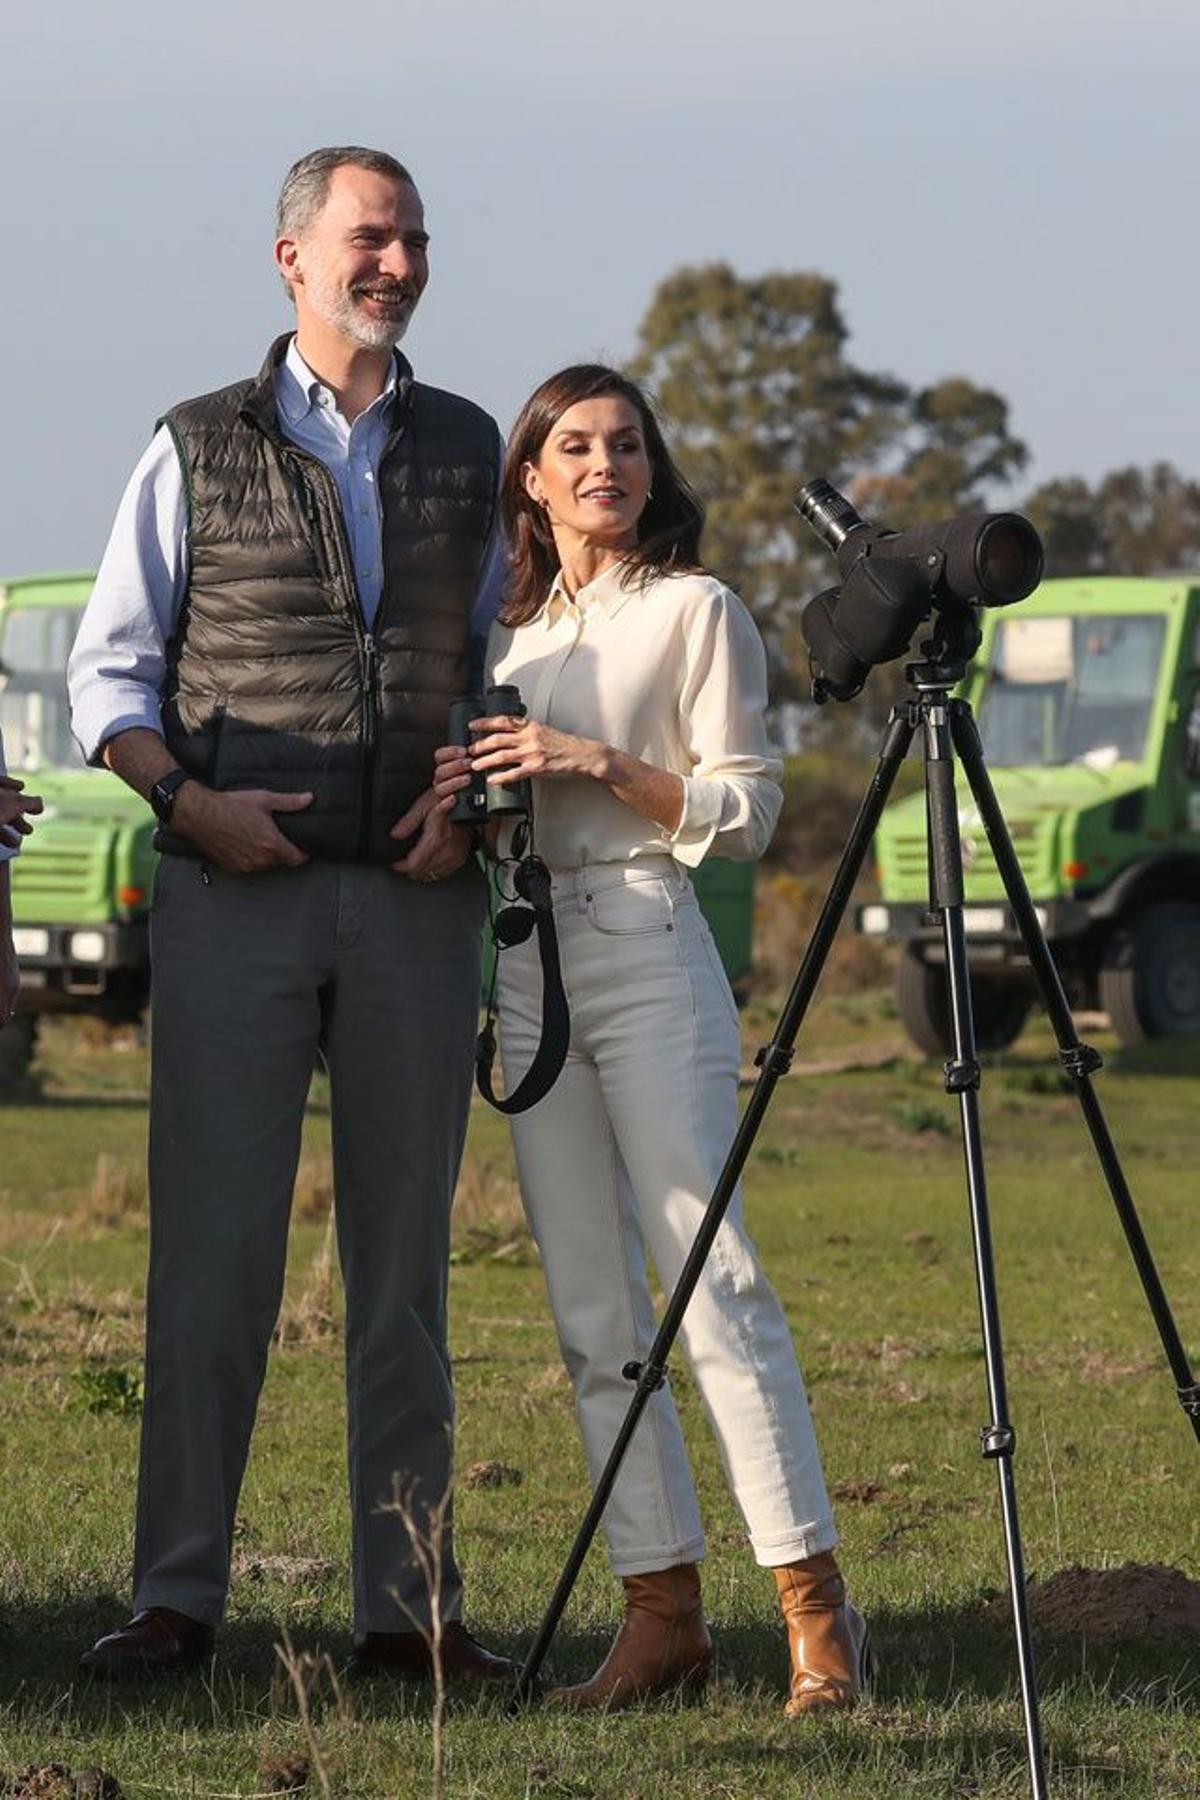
[0,605,88,771]
[977,614,1166,768]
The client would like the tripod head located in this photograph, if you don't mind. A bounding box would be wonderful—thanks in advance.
[904,600,983,695]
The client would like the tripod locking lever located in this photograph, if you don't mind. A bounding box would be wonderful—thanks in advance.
[943,1057,981,1093]
[981,1423,1016,1460]
[622,1359,667,1394]
[755,1041,795,1077]
[1058,1042,1104,1079]
[1178,1384,1200,1423]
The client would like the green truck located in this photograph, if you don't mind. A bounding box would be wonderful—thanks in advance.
[0,572,756,1087]
[860,576,1200,1054]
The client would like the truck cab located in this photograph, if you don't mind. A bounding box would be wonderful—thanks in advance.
[861,577,1200,1053]
[0,574,157,1083]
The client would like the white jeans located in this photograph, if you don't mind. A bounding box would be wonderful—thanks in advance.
[498,858,837,1575]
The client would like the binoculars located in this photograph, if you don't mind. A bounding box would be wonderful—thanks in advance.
[447,683,532,827]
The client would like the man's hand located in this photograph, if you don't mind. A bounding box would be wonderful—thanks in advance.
[173,785,313,874]
[0,775,45,849]
[389,787,473,882]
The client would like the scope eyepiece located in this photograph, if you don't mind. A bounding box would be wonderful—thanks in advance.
[795,479,868,554]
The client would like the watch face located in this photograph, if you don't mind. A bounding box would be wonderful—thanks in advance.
[153,772,185,823]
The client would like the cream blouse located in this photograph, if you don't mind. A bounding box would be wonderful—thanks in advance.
[485,564,783,871]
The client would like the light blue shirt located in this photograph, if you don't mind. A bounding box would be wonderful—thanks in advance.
[68,338,507,764]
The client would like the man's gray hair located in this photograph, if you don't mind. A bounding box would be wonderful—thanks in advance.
[276,146,416,240]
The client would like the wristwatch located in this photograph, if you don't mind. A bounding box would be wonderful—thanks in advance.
[149,768,193,826]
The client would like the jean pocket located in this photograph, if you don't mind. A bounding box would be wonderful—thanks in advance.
[585,876,675,936]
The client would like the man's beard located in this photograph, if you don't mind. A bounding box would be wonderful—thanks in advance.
[303,265,419,350]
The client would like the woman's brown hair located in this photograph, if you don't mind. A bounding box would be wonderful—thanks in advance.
[500,364,706,626]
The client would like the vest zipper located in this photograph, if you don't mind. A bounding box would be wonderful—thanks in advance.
[291,451,378,858]
[359,633,380,860]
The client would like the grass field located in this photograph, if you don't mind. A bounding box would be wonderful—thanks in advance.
[0,997,1197,1798]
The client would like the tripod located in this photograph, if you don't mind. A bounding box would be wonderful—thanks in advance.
[511,621,1198,1800]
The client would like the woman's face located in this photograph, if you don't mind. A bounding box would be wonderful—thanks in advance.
[523,395,653,551]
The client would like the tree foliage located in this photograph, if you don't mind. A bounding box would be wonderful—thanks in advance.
[1025,463,1200,577]
[631,260,1199,727]
[631,263,1025,701]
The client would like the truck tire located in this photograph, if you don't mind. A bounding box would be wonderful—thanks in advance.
[0,1012,39,1092]
[1099,901,1200,1043]
[897,946,1032,1057]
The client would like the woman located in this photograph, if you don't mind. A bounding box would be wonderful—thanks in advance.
[434,365,870,1716]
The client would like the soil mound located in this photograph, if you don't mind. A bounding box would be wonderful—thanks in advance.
[991,1563,1200,1644]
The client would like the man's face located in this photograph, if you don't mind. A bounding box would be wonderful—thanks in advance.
[278,164,430,351]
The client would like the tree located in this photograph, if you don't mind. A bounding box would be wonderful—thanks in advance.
[1024,462,1200,577]
[631,265,1027,710]
[855,377,1028,524]
[631,264,908,696]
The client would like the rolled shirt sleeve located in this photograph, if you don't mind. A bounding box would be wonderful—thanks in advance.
[668,586,783,866]
[67,428,189,765]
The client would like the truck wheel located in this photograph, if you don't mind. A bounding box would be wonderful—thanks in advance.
[1100,901,1200,1043]
[897,947,1032,1057]
[0,1013,39,1092]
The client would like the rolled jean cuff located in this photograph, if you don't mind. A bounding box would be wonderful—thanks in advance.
[608,1536,708,1579]
[752,1518,839,1569]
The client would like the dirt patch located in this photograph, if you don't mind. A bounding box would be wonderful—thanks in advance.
[259,1756,310,1792]
[462,1460,523,1490]
[235,1553,338,1585]
[0,1769,122,1799]
[832,1478,889,1504]
[990,1563,1200,1644]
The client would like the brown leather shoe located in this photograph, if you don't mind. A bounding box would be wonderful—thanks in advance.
[349,1620,515,1682]
[80,1607,214,1677]
[773,1552,872,1717]
[549,1564,713,1712]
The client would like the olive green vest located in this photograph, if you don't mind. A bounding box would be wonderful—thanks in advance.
[158,336,499,862]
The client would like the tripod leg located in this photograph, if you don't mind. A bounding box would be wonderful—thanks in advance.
[509,705,916,1710]
[924,698,1049,1800]
[951,701,1200,1443]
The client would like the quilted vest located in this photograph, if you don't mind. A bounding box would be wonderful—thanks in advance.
[157,335,499,862]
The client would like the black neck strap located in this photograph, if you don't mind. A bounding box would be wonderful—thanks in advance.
[476,854,570,1114]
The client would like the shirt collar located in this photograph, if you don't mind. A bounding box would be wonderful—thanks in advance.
[275,335,402,426]
[544,560,638,628]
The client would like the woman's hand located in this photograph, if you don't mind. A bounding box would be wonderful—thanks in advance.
[467,714,608,786]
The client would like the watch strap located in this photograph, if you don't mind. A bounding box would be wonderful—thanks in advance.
[150,767,193,824]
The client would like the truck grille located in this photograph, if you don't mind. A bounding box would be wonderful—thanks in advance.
[12,833,110,906]
[889,816,1052,894]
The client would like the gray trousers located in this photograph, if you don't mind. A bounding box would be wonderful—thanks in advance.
[134,855,485,1631]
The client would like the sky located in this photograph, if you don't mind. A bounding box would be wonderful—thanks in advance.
[2,0,1198,576]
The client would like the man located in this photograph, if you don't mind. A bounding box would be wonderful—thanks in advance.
[69,147,511,1681]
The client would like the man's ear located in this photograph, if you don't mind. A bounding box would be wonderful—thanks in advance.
[275,235,301,292]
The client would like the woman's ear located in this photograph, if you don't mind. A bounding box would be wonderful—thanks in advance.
[522,462,545,508]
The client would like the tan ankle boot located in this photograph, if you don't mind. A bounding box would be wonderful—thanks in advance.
[773,1551,872,1717]
[549,1564,713,1711]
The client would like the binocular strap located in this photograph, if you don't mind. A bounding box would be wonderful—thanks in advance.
[476,881,571,1115]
